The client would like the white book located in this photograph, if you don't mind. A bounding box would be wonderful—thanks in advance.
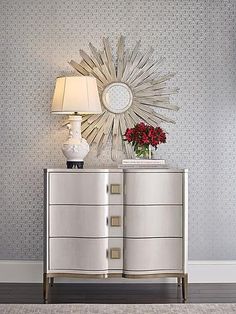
[122,159,166,165]
[118,164,169,169]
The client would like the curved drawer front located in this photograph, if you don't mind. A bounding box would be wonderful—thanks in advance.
[124,238,182,272]
[124,206,182,237]
[49,238,108,271]
[49,205,108,237]
[124,173,182,205]
[49,172,123,205]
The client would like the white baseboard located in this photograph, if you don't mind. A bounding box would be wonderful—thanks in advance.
[0,260,236,283]
[0,260,43,283]
[188,260,236,283]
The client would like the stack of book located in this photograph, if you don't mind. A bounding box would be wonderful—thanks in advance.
[118,159,168,168]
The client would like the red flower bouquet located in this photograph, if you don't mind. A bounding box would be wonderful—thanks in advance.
[124,122,166,158]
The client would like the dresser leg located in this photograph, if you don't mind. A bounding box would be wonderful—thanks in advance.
[50,277,54,287]
[43,273,49,303]
[177,277,181,286]
[182,274,188,301]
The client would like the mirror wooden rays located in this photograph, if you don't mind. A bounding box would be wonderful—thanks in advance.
[69,36,179,160]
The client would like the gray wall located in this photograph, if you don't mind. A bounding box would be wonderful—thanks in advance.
[1,0,236,260]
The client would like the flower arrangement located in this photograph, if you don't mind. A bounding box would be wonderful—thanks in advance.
[124,122,166,158]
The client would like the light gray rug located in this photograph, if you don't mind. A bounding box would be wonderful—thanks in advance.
[0,304,236,314]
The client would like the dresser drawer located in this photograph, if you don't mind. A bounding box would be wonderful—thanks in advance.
[124,238,182,272]
[124,172,182,205]
[124,205,182,237]
[49,205,123,238]
[49,172,123,205]
[49,205,108,237]
[49,238,108,271]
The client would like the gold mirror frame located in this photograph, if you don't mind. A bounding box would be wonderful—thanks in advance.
[69,36,179,160]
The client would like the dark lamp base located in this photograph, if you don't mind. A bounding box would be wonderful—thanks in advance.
[67,161,84,169]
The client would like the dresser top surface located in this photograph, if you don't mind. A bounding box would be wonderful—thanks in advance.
[45,168,187,173]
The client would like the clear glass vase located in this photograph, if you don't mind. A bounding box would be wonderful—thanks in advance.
[134,144,152,159]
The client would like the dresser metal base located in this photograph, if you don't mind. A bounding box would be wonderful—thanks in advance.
[43,272,188,303]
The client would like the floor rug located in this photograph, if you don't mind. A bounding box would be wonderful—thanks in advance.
[0,304,236,314]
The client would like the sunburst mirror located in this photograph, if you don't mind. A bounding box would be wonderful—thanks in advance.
[69,36,179,160]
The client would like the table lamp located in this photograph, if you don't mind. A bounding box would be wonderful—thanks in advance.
[51,76,102,169]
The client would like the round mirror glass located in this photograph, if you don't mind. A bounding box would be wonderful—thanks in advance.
[102,83,133,113]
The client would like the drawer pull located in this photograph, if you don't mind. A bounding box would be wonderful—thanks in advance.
[110,248,121,259]
[110,184,121,194]
[110,216,121,227]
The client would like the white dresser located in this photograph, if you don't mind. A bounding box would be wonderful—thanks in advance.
[44,168,188,301]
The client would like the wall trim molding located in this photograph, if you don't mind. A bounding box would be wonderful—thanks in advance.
[1,260,236,283]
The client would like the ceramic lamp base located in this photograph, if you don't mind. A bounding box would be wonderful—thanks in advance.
[62,115,89,168]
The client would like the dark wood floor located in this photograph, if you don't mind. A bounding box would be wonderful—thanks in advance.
[1,283,236,304]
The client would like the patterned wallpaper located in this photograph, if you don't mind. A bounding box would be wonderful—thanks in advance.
[0,0,236,260]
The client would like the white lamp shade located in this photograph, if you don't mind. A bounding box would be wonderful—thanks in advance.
[51,76,102,114]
